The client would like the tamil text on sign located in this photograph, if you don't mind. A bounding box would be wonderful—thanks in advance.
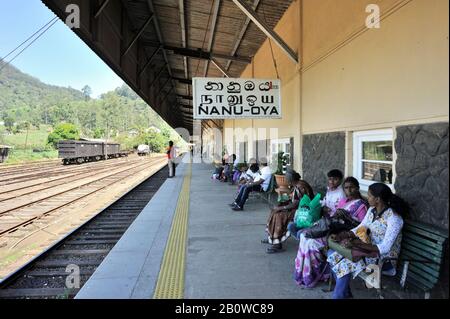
[192,78,282,119]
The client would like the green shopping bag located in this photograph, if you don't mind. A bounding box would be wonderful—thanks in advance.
[294,193,322,229]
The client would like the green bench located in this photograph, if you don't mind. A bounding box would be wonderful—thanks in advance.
[396,220,448,298]
[248,175,277,205]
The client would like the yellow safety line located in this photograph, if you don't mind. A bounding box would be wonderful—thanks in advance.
[153,162,192,299]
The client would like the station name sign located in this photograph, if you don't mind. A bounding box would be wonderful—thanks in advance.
[192,78,282,119]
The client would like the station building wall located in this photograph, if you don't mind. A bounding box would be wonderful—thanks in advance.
[222,0,449,229]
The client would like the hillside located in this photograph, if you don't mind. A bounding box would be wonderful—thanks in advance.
[0,64,172,136]
[0,64,85,112]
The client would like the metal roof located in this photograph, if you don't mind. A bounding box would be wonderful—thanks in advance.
[41,0,294,134]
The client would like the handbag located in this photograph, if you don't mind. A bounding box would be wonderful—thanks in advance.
[328,237,378,262]
[328,210,360,234]
[303,216,331,239]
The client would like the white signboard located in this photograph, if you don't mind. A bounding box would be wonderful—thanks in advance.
[192,78,282,119]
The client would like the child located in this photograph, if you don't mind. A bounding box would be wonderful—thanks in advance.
[321,169,346,217]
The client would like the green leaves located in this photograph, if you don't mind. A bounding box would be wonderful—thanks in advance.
[47,123,80,148]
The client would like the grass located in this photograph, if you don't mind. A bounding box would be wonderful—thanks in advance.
[0,125,58,164]
[5,149,58,164]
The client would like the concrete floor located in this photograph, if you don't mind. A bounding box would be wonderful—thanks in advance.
[77,159,433,299]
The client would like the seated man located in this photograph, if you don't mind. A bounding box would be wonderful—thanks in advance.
[230,157,272,211]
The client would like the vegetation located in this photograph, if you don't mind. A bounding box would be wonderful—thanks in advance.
[271,151,289,175]
[47,123,80,148]
[0,64,187,163]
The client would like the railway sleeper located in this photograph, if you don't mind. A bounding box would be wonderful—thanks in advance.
[50,249,111,255]
[0,288,79,298]
[64,240,118,245]
[35,260,101,268]
[25,270,95,277]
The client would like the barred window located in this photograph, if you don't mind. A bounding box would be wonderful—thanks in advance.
[353,129,394,191]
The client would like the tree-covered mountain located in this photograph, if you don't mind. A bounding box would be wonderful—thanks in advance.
[0,64,172,139]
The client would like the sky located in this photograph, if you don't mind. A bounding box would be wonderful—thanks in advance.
[0,0,124,97]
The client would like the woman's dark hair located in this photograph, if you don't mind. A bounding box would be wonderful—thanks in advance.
[169,141,174,147]
[249,163,259,173]
[343,177,365,201]
[369,183,409,217]
[343,176,359,188]
[286,169,301,184]
[327,169,344,180]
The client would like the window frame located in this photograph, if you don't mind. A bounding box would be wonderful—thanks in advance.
[353,129,394,192]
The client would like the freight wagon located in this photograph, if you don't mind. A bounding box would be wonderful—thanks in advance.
[57,140,128,165]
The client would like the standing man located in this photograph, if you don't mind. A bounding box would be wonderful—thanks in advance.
[167,141,177,178]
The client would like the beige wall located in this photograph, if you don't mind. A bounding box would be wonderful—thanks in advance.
[222,0,449,173]
[302,0,449,134]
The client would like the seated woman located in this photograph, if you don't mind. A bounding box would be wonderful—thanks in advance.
[264,170,314,254]
[327,182,408,299]
[294,177,368,288]
[232,162,247,184]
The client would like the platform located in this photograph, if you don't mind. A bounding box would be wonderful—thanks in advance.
[76,156,426,299]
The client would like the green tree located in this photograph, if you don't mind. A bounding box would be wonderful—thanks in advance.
[94,128,105,139]
[47,123,80,148]
[4,116,15,133]
[81,85,92,101]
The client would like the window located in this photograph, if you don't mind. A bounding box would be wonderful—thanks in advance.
[353,129,394,191]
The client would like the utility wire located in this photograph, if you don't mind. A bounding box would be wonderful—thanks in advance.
[0,16,59,73]
[0,16,58,63]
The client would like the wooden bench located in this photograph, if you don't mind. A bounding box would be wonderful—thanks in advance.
[328,220,448,298]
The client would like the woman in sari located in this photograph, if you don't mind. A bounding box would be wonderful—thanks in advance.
[264,170,314,254]
[294,177,368,288]
[327,183,408,299]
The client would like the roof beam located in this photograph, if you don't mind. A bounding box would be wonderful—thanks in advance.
[179,0,189,81]
[225,0,260,72]
[138,46,161,77]
[149,63,167,89]
[232,0,298,64]
[178,95,193,101]
[203,0,221,77]
[160,86,175,105]
[122,14,154,57]
[172,77,192,85]
[94,0,112,19]
[211,58,230,78]
[146,0,173,77]
[142,43,252,63]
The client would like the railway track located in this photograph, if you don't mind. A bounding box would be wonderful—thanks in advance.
[0,156,144,186]
[0,165,169,299]
[0,156,167,237]
[0,157,162,201]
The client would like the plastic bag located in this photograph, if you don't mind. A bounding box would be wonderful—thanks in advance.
[294,194,322,229]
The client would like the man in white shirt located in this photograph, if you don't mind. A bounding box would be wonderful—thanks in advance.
[231,157,272,211]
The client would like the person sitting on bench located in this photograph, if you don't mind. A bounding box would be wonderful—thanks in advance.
[321,169,346,217]
[326,182,408,299]
[263,170,314,254]
[293,177,368,288]
[230,157,272,211]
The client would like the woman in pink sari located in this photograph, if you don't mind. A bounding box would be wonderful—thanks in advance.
[294,177,368,288]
